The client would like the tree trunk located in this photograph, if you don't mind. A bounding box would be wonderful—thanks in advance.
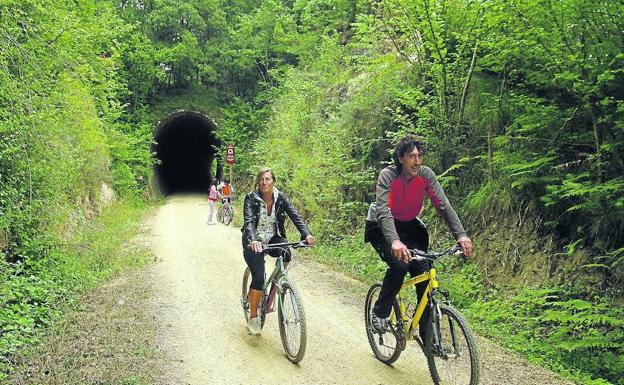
[589,103,603,183]
[487,123,493,181]
[458,39,479,125]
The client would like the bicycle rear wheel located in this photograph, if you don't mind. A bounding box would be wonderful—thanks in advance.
[223,205,233,225]
[425,303,479,385]
[241,267,265,328]
[278,279,307,363]
[364,282,405,364]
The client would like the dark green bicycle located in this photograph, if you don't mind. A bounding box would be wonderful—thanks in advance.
[241,241,310,363]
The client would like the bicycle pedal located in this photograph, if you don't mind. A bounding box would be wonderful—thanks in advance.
[394,326,407,351]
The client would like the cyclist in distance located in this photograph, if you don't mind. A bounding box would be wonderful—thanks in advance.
[365,135,473,340]
[217,177,234,203]
[242,167,316,335]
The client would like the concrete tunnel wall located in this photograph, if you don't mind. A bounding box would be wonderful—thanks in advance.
[152,111,223,196]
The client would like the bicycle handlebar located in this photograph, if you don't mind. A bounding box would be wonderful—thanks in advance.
[262,241,311,251]
[410,244,462,261]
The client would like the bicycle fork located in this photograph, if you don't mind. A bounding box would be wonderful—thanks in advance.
[429,291,460,359]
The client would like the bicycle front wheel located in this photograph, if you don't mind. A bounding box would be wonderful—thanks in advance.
[425,303,480,385]
[217,206,224,223]
[223,205,233,226]
[278,280,307,363]
[364,282,404,364]
[241,267,265,328]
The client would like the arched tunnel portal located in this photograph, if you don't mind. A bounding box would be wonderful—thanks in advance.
[153,111,222,196]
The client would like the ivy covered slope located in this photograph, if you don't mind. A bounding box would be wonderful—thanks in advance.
[0,1,152,378]
[234,1,623,384]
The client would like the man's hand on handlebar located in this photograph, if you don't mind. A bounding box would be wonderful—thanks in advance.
[457,236,473,257]
[391,239,411,263]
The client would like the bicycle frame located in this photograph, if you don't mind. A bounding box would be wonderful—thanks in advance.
[262,257,288,311]
[394,267,441,341]
[244,241,309,320]
[259,244,302,314]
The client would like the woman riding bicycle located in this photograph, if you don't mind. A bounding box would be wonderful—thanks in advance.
[242,167,316,335]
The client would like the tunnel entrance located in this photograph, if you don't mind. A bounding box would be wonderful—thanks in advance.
[153,111,222,196]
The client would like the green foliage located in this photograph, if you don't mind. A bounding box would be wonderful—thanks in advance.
[466,287,624,385]
[236,1,624,383]
[0,201,151,380]
[0,1,154,378]
[1,1,623,384]
[305,232,386,280]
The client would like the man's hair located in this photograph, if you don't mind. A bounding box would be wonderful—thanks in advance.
[392,135,426,170]
[224,177,230,184]
[255,167,276,190]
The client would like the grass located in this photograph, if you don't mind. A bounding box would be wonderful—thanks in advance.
[1,200,159,383]
[7,268,163,385]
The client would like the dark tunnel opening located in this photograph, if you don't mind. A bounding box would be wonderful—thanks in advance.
[153,111,222,196]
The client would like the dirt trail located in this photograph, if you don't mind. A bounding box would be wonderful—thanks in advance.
[147,195,573,385]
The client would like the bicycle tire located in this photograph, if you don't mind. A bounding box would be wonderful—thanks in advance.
[241,267,266,328]
[217,205,224,223]
[364,282,405,364]
[223,205,233,226]
[425,303,480,385]
[278,279,307,363]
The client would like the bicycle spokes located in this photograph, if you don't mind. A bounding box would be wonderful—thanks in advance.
[278,281,307,363]
[365,283,405,365]
[426,304,479,385]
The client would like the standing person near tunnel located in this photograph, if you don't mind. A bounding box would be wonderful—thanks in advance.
[206,178,219,225]
[217,177,234,204]
[242,167,316,335]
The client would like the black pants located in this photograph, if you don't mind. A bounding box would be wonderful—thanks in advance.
[370,218,429,339]
[243,235,290,290]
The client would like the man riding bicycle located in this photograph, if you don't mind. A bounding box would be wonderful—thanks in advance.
[365,135,473,340]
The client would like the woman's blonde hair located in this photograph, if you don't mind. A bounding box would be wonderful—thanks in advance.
[255,167,276,190]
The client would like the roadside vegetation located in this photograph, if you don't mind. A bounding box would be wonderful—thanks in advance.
[1,1,622,384]
[2,203,160,385]
[0,201,154,383]
[0,2,153,380]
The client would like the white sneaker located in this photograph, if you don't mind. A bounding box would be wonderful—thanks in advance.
[206,222,216,225]
[247,317,261,335]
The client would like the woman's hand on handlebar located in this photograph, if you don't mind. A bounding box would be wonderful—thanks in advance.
[305,235,316,246]
[250,240,263,253]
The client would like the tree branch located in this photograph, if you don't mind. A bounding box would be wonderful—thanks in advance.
[457,38,478,125]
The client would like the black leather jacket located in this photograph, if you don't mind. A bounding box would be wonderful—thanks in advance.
[241,190,312,248]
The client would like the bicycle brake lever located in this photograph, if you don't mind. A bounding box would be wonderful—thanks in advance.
[410,248,427,261]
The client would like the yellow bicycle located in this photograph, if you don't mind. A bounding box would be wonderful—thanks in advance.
[365,244,480,385]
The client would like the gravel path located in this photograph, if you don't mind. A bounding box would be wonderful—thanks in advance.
[147,195,574,385]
